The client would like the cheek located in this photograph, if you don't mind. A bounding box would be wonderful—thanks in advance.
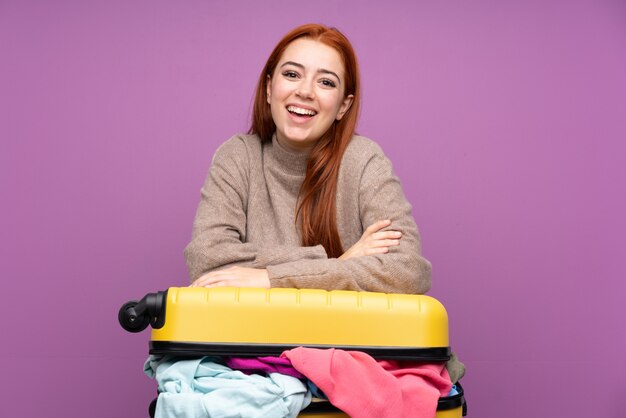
[270,79,291,100]
[268,86,286,122]
[320,93,345,117]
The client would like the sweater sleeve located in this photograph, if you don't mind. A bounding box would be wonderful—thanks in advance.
[267,149,432,294]
[184,137,328,282]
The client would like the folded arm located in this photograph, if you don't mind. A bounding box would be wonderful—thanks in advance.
[184,138,329,282]
[184,137,431,294]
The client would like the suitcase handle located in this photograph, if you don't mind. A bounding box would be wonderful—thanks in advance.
[118,290,167,333]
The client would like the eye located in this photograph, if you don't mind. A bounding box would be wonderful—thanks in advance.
[282,70,299,79]
[320,79,337,88]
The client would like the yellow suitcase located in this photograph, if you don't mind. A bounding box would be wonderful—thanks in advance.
[119,287,466,417]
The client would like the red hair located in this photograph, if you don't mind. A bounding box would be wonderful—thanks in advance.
[249,23,361,258]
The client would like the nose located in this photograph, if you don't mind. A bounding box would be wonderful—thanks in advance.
[295,78,315,100]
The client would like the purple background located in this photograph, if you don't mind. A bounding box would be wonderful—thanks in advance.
[2,1,625,417]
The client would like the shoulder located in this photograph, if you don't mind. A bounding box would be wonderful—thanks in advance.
[341,135,402,193]
[210,134,264,174]
[344,135,385,159]
[342,135,392,174]
[213,133,262,163]
[208,134,263,187]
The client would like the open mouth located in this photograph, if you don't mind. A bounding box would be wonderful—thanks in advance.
[287,105,317,118]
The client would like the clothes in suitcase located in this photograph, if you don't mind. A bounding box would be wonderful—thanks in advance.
[119,287,467,417]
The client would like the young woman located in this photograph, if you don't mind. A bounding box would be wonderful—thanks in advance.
[184,23,432,295]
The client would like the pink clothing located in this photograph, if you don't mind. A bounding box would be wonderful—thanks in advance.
[225,356,305,379]
[282,347,452,418]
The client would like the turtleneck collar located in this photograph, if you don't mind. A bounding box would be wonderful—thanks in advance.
[267,133,310,176]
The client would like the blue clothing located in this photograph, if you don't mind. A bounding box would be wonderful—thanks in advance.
[306,379,328,400]
[144,356,311,418]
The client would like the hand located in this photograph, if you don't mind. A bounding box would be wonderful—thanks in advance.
[339,219,402,260]
[190,266,270,288]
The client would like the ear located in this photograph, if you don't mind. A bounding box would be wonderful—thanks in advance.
[266,75,272,104]
[336,94,354,121]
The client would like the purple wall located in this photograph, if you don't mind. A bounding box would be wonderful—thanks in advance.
[2,1,625,416]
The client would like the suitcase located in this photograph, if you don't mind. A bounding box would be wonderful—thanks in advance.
[119,287,467,417]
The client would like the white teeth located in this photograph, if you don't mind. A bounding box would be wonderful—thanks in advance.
[287,106,316,116]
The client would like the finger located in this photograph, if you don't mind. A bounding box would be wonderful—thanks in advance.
[205,280,230,288]
[364,239,400,249]
[191,268,227,285]
[200,278,233,288]
[364,219,391,234]
[191,272,212,286]
[372,239,401,248]
[371,230,402,240]
[192,273,231,287]
[365,247,390,255]
[191,277,210,287]
[199,267,239,281]
[204,274,235,285]
[191,278,211,287]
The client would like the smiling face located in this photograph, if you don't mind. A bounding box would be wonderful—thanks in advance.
[267,38,354,152]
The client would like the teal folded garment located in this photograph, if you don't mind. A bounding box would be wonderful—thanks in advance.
[145,356,311,418]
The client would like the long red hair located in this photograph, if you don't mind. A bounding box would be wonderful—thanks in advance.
[249,23,361,258]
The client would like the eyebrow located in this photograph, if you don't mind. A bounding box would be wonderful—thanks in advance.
[279,61,342,85]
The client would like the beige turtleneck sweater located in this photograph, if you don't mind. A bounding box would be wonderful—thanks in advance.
[184,133,432,294]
